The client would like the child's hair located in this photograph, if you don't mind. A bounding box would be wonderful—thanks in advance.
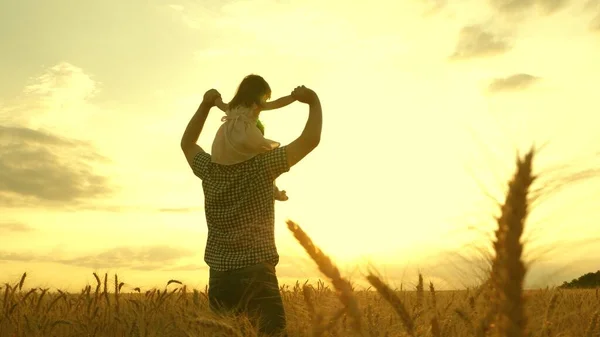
[256,119,265,135]
[228,74,272,110]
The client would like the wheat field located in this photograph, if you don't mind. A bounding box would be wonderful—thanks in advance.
[1,148,599,337]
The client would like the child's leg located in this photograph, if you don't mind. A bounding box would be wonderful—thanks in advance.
[273,182,288,201]
[258,120,287,201]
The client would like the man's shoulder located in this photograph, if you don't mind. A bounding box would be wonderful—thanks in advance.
[199,147,289,182]
[254,146,290,180]
[254,146,287,164]
[191,151,212,180]
[194,151,211,163]
[202,152,260,176]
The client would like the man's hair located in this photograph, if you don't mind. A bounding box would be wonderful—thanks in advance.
[228,74,272,110]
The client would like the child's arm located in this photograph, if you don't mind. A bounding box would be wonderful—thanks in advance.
[215,97,228,112]
[261,95,296,111]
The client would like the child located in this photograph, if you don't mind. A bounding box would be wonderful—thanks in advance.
[211,74,294,201]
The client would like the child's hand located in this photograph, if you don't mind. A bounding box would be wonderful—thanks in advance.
[214,96,228,112]
[215,96,222,104]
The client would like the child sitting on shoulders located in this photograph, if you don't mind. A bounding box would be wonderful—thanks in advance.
[212,74,293,201]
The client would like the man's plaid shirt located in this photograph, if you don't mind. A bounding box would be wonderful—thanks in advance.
[191,146,290,271]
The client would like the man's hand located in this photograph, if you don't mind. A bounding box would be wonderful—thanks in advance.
[180,88,220,161]
[202,89,221,107]
[285,85,322,168]
[291,86,317,104]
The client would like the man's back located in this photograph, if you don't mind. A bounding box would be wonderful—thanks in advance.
[191,146,290,271]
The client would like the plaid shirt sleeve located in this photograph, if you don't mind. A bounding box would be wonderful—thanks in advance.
[259,146,290,181]
[192,151,211,180]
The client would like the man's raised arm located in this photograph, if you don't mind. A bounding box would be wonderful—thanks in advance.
[285,86,322,168]
[180,89,220,167]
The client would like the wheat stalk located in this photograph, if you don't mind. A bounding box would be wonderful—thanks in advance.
[539,292,559,337]
[194,317,244,337]
[489,148,535,337]
[287,219,363,334]
[366,274,415,336]
[416,274,424,308]
[585,311,599,337]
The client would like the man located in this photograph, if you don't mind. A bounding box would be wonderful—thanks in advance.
[180,85,322,336]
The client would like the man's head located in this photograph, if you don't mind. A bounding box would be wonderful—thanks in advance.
[229,74,272,110]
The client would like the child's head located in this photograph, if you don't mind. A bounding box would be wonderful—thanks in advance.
[229,74,271,110]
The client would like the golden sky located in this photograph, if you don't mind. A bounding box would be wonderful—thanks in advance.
[1,0,599,292]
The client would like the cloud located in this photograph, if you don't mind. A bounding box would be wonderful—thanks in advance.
[0,245,198,271]
[1,63,99,131]
[187,0,391,63]
[420,0,448,16]
[22,62,98,106]
[591,12,600,31]
[489,0,535,12]
[488,0,570,14]
[0,62,104,141]
[0,251,37,262]
[487,73,540,93]
[0,221,34,233]
[415,235,600,288]
[0,62,117,209]
[58,245,197,270]
[158,206,204,213]
[163,263,207,272]
[51,204,204,213]
[168,4,184,12]
[450,25,512,60]
[0,126,114,208]
[164,2,228,31]
[537,0,570,13]
[586,0,600,9]
[273,257,321,279]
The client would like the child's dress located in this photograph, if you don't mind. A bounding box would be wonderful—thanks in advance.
[211,105,280,165]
